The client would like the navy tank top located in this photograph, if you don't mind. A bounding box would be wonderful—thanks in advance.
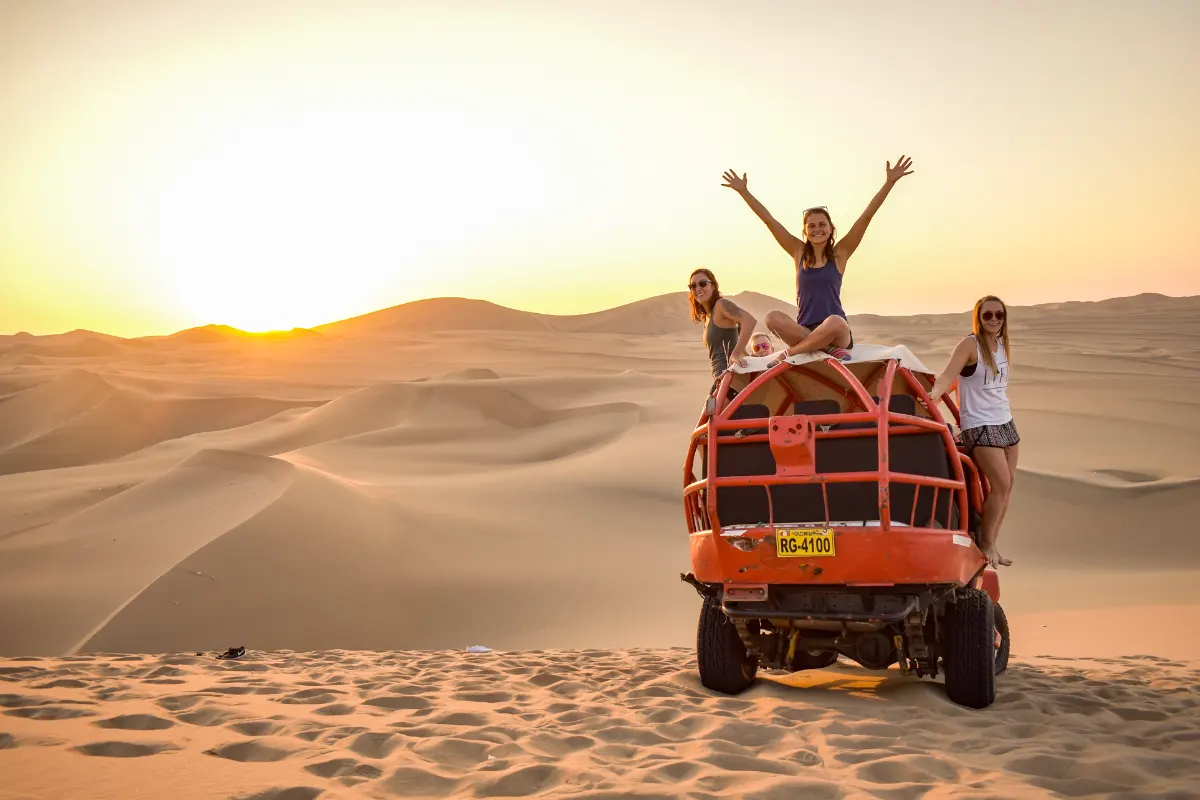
[795,259,846,329]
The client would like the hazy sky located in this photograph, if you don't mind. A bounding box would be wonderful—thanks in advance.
[2,0,1198,335]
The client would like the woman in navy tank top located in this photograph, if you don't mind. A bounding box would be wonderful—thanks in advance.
[721,156,914,362]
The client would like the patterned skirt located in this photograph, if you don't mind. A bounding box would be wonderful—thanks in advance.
[957,419,1020,450]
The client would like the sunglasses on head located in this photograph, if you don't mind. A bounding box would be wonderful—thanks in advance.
[688,278,712,291]
[981,310,1005,322]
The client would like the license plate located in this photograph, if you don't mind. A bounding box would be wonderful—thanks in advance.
[776,528,836,557]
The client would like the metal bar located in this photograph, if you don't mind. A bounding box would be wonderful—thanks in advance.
[722,595,919,623]
[877,360,898,532]
[684,471,964,494]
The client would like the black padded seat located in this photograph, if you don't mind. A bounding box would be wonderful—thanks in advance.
[793,399,841,417]
[712,398,960,527]
[887,394,917,416]
[887,431,959,527]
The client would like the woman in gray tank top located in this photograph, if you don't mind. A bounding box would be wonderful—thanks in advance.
[928,295,1020,569]
[687,269,757,394]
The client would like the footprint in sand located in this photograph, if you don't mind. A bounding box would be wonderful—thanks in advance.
[6,706,97,721]
[277,688,347,705]
[227,720,288,737]
[410,737,491,768]
[451,690,514,703]
[232,788,324,800]
[304,756,384,780]
[73,741,179,758]
[313,703,356,716]
[347,731,404,760]
[34,679,90,689]
[362,694,431,711]
[382,766,460,797]
[175,706,246,727]
[93,713,176,730]
[471,764,561,797]
[204,740,298,763]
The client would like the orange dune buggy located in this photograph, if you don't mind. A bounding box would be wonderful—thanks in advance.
[681,345,1009,709]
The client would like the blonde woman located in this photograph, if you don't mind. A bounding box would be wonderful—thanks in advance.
[929,296,1018,568]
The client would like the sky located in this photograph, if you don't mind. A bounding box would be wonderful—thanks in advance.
[1,0,1198,336]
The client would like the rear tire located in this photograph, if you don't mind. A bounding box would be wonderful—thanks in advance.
[994,603,1010,675]
[697,599,758,694]
[942,588,997,709]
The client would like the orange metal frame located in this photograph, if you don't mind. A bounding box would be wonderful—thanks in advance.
[683,358,990,588]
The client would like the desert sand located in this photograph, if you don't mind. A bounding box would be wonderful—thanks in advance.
[2,290,1199,798]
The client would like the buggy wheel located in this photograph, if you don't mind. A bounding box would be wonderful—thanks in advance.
[795,650,839,670]
[994,603,1010,675]
[697,599,758,694]
[942,588,997,709]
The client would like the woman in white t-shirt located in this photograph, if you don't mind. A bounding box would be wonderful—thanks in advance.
[929,296,1018,569]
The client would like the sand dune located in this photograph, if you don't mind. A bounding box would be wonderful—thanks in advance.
[316,297,557,337]
[1,291,1198,795]
[0,372,314,475]
[1,648,1197,800]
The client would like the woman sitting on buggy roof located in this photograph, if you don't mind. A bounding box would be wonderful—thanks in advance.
[686,268,758,396]
[721,156,915,363]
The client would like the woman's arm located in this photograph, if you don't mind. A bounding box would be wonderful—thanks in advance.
[715,297,758,365]
[928,335,977,402]
[835,155,914,266]
[722,170,804,258]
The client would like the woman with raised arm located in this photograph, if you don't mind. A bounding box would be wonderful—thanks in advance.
[721,157,914,362]
[928,296,1019,569]
[686,268,757,396]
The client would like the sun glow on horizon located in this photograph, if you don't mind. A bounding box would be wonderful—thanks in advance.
[2,1,1198,337]
[143,101,583,332]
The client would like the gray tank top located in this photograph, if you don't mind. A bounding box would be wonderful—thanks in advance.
[704,312,740,377]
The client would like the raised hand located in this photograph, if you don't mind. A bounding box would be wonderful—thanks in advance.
[885,155,914,184]
[721,169,748,193]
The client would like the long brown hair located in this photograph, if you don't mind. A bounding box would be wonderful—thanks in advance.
[799,207,838,269]
[687,268,722,323]
[972,295,1011,376]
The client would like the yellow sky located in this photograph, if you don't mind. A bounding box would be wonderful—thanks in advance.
[2,0,1198,336]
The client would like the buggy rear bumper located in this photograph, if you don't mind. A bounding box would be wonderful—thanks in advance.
[689,525,985,587]
[721,591,922,622]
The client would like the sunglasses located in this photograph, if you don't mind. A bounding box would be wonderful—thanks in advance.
[688,278,712,291]
[751,341,772,352]
[981,311,1006,322]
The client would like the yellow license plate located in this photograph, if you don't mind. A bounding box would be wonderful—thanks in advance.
[776,528,836,558]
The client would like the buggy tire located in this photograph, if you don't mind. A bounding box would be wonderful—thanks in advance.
[942,588,996,709]
[697,599,758,694]
[795,650,839,670]
[994,603,1010,675]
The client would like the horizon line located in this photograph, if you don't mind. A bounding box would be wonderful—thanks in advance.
[4,288,1197,340]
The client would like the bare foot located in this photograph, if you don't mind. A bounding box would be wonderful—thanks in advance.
[982,545,1012,568]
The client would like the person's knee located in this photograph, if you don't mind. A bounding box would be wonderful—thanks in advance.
[828,315,850,334]
[764,310,790,329]
[989,472,1012,500]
